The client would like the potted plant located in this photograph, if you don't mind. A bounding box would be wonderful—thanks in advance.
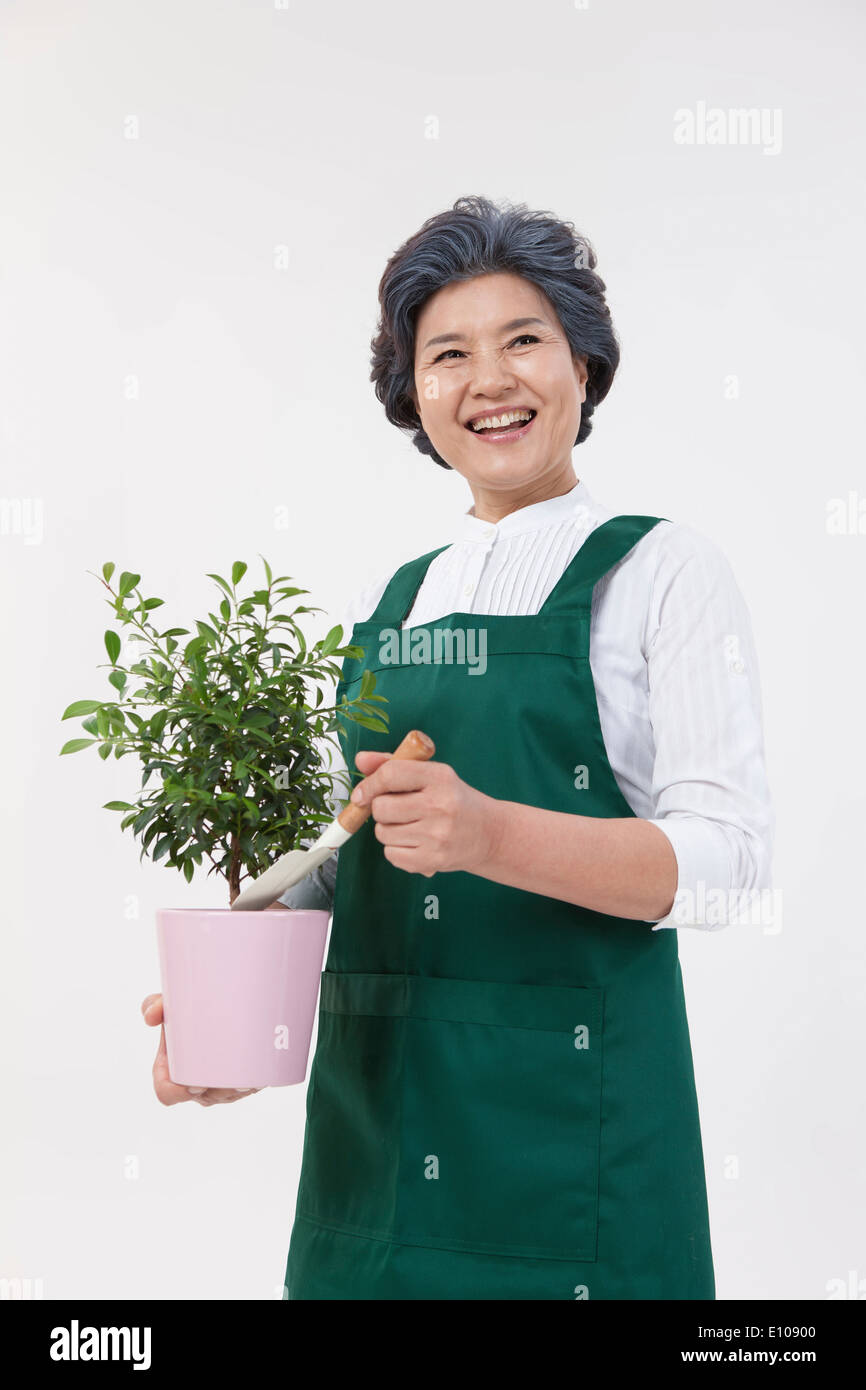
[60,556,388,1088]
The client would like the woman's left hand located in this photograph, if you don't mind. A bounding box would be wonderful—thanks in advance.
[349,749,501,878]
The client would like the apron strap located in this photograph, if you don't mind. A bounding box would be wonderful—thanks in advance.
[368,546,451,627]
[538,515,667,618]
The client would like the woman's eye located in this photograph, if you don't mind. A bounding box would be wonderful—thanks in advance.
[431,335,538,364]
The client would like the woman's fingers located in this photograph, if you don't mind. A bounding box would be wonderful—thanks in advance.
[354,750,394,770]
[145,994,196,1105]
[188,1087,262,1105]
[152,1024,201,1106]
[141,993,163,1025]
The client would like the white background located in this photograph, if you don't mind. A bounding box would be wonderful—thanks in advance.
[1,0,864,1300]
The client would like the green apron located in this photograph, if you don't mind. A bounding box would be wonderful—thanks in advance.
[284,514,715,1300]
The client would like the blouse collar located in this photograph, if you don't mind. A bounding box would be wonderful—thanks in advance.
[457,478,599,543]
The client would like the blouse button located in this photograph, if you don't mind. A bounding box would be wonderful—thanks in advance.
[463,582,474,597]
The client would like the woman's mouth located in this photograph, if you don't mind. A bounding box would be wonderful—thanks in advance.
[464,408,537,443]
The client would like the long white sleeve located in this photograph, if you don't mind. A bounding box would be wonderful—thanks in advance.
[635,525,775,928]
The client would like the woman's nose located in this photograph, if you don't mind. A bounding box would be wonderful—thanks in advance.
[467,349,518,396]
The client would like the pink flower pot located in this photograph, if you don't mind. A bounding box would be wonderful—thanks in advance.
[155,908,329,1088]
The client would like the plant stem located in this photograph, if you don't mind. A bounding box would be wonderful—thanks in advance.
[228,819,242,904]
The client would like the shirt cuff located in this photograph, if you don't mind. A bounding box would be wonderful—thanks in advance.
[276,852,338,914]
[644,815,733,931]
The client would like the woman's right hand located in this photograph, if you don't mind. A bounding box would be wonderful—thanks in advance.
[141,993,261,1106]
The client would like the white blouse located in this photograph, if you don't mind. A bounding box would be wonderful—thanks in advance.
[279,478,775,930]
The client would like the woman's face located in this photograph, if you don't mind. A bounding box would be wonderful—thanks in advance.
[411,271,588,506]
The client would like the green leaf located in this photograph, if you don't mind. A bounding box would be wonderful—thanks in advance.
[183,636,208,662]
[161,786,189,804]
[183,859,194,883]
[104,630,121,664]
[142,821,164,852]
[260,555,273,585]
[98,742,112,759]
[232,561,248,586]
[102,562,115,583]
[160,628,190,638]
[133,806,158,834]
[61,699,103,720]
[347,713,389,733]
[143,597,164,610]
[219,598,231,622]
[60,738,97,754]
[351,701,387,718]
[150,710,168,740]
[202,707,238,729]
[195,621,219,645]
[206,573,233,597]
[153,835,173,861]
[108,670,127,693]
[104,801,135,811]
[118,571,141,598]
[319,625,343,657]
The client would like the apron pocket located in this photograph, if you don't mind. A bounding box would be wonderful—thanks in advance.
[398,974,604,1262]
[307,971,604,1262]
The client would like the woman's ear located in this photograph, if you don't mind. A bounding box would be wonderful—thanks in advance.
[573,354,589,401]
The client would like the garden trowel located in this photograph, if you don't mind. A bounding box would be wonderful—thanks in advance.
[229,728,435,911]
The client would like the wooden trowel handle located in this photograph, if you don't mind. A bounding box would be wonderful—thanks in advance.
[337,729,435,834]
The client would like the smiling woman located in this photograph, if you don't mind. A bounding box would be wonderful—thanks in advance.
[279,194,774,1302]
[409,273,590,510]
[371,194,619,476]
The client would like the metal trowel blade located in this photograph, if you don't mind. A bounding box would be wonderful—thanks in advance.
[230,818,351,912]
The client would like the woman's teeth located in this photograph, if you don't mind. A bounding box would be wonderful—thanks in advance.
[468,409,535,433]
